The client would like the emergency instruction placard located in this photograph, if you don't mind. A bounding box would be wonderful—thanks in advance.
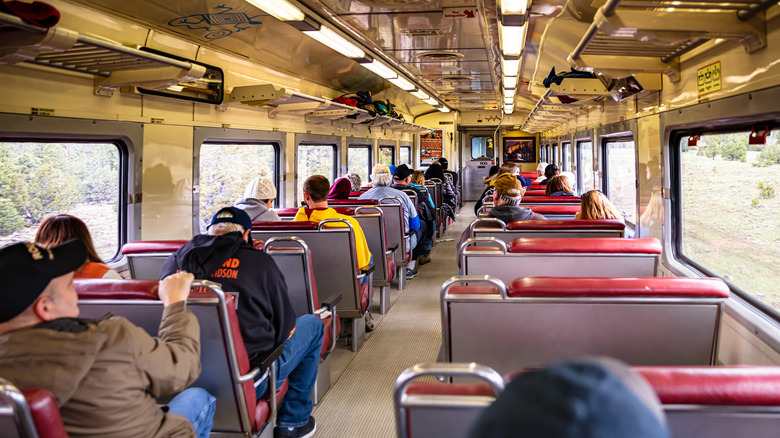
[697,61,721,96]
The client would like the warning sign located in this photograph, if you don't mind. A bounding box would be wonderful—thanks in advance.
[443,8,476,19]
[697,61,721,96]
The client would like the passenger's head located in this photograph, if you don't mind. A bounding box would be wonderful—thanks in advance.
[328,177,353,199]
[344,172,362,191]
[411,170,425,186]
[438,157,449,170]
[370,164,393,187]
[208,207,252,242]
[393,164,414,185]
[243,176,276,207]
[488,165,499,177]
[468,358,669,438]
[493,173,524,206]
[35,214,103,264]
[536,162,548,176]
[0,239,87,333]
[578,190,624,220]
[424,162,445,181]
[302,175,331,205]
[498,162,519,176]
[545,175,574,195]
[544,163,560,180]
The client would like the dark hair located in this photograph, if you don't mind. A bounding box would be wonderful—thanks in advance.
[424,162,445,180]
[303,175,331,202]
[544,163,560,180]
[438,157,449,170]
[35,214,103,264]
[488,165,499,177]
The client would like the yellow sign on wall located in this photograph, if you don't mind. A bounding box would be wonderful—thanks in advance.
[697,61,722,96]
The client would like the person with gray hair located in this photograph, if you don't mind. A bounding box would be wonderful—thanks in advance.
[534,162,549,183]
[359,164,421,278]
[344,171,362,191]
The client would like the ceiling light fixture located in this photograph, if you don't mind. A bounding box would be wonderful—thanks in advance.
[503,76,518,89]
[411,90,429,100]
[245,0,305,21]
[303,26,365,59]
[499,24,526,56]
[389,76,415,90]
[502,58,520,77]
[504,88,516,99]
[360,60,397,79]
[500,0,529,16]
[438,106,451,112]
[424,97,439,105]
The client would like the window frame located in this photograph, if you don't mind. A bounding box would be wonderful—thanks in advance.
[295,137,338,205]
[347,144,372,185]
[562,141,572,171]
[379,145,396,165]
[600,134,638,225]
[576,138,594,195]
[471,135,494,160]
[399,145,412,166]
[552,143,559,166]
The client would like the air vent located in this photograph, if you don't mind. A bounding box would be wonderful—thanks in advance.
[404,29,442,37]
[417,51,466,61]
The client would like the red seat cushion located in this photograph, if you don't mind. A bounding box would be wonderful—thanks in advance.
[359,280,370,313]
[506,277,730,298]
[332,207,356,216]
[252,240,265,250]
[526,205,581,215]
[506,219,625,231]
[404,252,411,263]
[318,314,341,357]
[528,184,545,190]
[252,221,319,230]
[254,379,289,427]
[405,381,496,396]
[446,285,502,295]
[522,190,547,196]
[20,388,68,438]
[386,254,395,282]
[121,240,188,254]
[76,279,160,300]
[634,366,780,405]
[274,208,299,217]
[508,237,662,254]
[520,196,580,203]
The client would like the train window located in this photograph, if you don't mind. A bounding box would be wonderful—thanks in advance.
[199,142,277,232]
[0,141,122,261]
[297,144,336,202]
[471,136,493,159]
[400,146,412,166]
[563,142,572,171]
[552,144,559,166]
[347,146,371,186]
[577,140,594,192]
[379,145,395,165]
[602,138,637,223]
[674,128,780,312]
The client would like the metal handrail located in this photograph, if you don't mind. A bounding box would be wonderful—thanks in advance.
[0,378,40,438]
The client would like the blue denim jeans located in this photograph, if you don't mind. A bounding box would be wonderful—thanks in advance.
[255,314,324,428]
[168,387,216,438]
[413,220,433,258]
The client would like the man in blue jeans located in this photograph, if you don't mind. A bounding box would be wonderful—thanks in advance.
[161,207,323,438]
[0,240,215,438]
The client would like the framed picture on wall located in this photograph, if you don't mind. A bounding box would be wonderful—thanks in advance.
[503,137,536,163]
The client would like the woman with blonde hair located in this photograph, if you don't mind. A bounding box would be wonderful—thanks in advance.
[410,170,425,187]
[545,174,576,196]
[575,190,625,222]
[35,214,122,279]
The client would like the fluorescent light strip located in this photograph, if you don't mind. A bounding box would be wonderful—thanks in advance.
[245,0,305,21]
[499,24,525,56]
[504,88,516,99]
[361,60,397,79]
[438,107,450,112]
[504,97,514,105]
[303,26,365,59]
[505,106,514,114]
[389,76,415,90]
[424,98,439,105]
[501,0,529,15]
[411,90,429,100]
[503,76,518,89]
[502,58,520,76]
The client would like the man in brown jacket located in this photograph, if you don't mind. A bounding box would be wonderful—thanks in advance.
[0,239,215,438]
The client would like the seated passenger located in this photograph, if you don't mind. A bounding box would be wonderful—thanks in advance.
[545,175,576,197]
[575,190,626,223]
[424,162,457,219]
[483,165,499,186]
[458,173,546,268]
[235,176,280,221]
[328,177,353,200]
[391,164,433,267]
[34,214,121,279]
[295,175,374,331]
[160,207,322,438]
[0,241,215,438]
[438,157,459,188]
[533,161,548,183]
[540,163,559,185]
[344,171,362,192]
[360,164,420,259]
[468,358,669,438]
[474,162,525,216]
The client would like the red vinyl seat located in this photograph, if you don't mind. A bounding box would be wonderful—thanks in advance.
[508,237,662,254]
[506,219,625,230]
[506,276,730,298]
[23,388,69,438]
[520,195,580,203]
[121,240,190,254]
[522,190,546,196]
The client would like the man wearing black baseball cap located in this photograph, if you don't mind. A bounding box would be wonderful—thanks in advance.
[160,206,323,438]
[0,240,215,437]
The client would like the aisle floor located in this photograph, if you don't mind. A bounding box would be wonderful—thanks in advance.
[311,204,475,437]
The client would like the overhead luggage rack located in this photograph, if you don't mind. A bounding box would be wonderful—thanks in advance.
[567,0,774,81]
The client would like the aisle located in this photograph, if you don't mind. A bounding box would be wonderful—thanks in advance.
[311,205,476,437]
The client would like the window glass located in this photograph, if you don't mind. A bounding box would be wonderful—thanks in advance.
[471,136,493,159]
[0,141,121,260]
[678,130,780,310]
[379,146,394,165]
[577,141,594,192]
[563,142,572,171]
[552,144,558,166]
[297,144,335,203]
[400,146,412,166]
[604,139,636,223]
[199,143,276,232]
[348,146,371,187]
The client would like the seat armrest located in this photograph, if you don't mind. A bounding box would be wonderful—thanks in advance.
[388,244,399,252]
[249,343,285,371]
[319,292,343,309]
[358,263,376,279]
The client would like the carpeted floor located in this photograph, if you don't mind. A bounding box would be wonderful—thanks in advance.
[312,205,475,437]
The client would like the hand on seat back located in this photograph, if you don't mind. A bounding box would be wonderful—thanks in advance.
[159,272,194,307]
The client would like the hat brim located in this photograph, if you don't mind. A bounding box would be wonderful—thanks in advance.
[49,239,89,278]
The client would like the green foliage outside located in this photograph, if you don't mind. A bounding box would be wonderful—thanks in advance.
[756,144,780,167]
[751,198,760,208]
[347,147,370,187]
[296,145,335,206]
[379,147,394,165]
[721,138,747,162]
[758,181,776,199]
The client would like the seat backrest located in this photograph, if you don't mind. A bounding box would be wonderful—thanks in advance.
[440,276,728,374]
[469,219,625,242]
[251,221,366,318]
[635,366,780,438]
[353,207,391,284]
[121,240,189,279]
[522,190,546,196]
[519,195,581,206]
[0,379,69,438]
[262,237,318,316]
[526,205,580,220]
[75,279,256,435]
[462,237,662,281]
